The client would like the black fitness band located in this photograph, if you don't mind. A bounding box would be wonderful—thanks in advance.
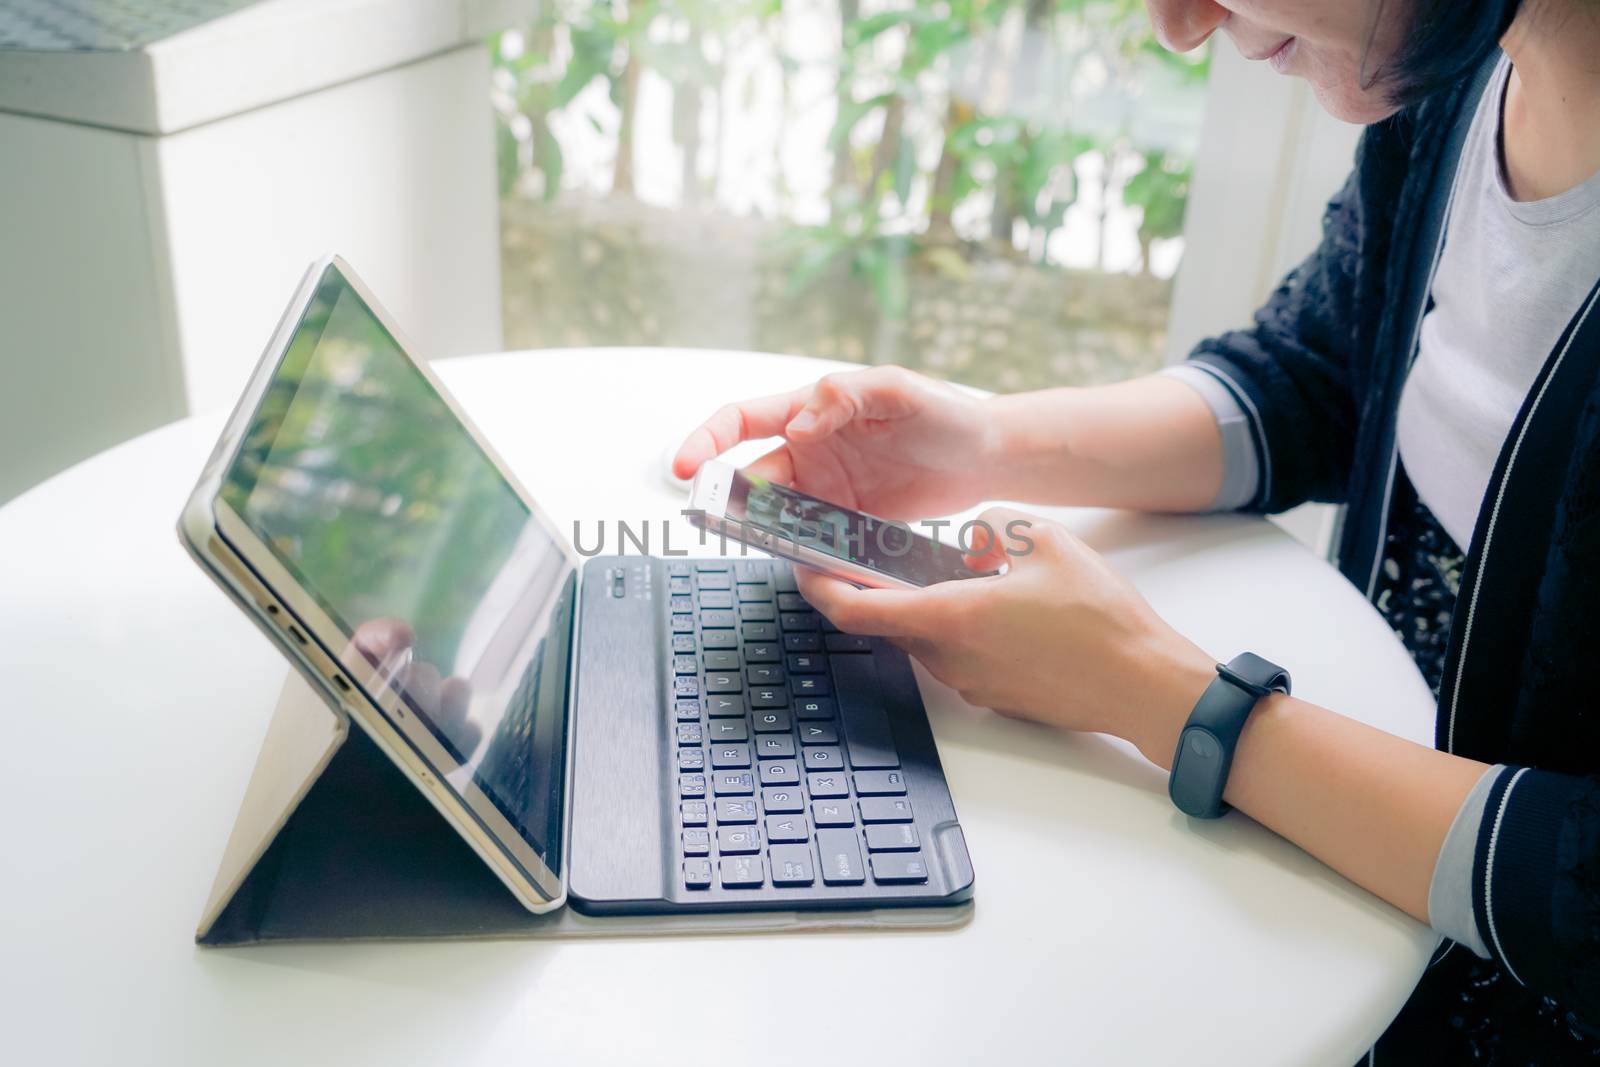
[1168,652,1292,819]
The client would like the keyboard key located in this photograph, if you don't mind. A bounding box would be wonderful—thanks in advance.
[682,829,710,855]
[773,566,798,593]
[744,641,780,663]
[807,772,848,798]
[817,828,866,883]
[704,672,742,693]
[749,687,787,709]
[718,826,761,854]
[670,595,694,614]
[765,814,808,843]
[792,675,831,697]
[684,858,713,888]
[669,576,692,595]
[698,590,734,609]
[746,665,785,686]
[762,787,804,813]
[777,593,811,613]
[696,559,731,572]
[795,698,836,720]
[716,798,758,823]
[703,650,740,671]
[668,562,693,577]
[674,699,700,722]
[712,744,751,769]
[677,723,703,746]
[721,855,765,888]
[697,570,731,589]
[673,654,697,675]
[787,653,824,673]
[812,801,854,827]
[759,760,800,786]
[755,734,796,759]
[701,630,738,650]
[784,632,823,653]
[679,774,706,799]
[714,771,756,796]
[674,676,701,698]
[820,615,841,632]
[738,584,773,602]
[740,603,777,622]
[734,561,768,583]
[753,708,793,732]
[671,615,695,633]
[677,748,705,771]
[870,852,929,884]
[859,797,914,823]
[780,612,819,631]
[865,824,920,852]
[803,746,844,771]
[704,695,746,718]
[681,800,709,826]
[800,723,839,745]
[854,770,907,796]
[709,719,750,742]
[700,609,737,629]
[831,654,900,769]
[825,633,873,653]
[672,633,697,654]
[769,844,816,886]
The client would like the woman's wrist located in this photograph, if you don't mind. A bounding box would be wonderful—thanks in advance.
[1128,644,1216,771]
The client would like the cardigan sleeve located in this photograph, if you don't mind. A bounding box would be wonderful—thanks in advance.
[1473,765,1600,1022]
[1179,156,1371,514]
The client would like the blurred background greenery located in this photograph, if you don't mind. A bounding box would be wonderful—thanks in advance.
[491,0,1210,393]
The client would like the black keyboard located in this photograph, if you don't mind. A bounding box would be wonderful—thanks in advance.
[666,557,931,893]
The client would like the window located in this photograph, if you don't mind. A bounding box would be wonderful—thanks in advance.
[491,0,1210,394]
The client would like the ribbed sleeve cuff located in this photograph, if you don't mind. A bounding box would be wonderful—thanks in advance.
[1473,766,1586,987]
[1161,363,1263,512]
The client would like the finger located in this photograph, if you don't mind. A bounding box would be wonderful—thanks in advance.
[347,618,416,673]
[742,445,796,487]
[785,367,920,441]
[793,567,933,638]
[962,506,1047,572]
[405,660,443,717]
[672,388,809,479]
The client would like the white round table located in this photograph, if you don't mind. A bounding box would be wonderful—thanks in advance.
[0,348,1437,1066]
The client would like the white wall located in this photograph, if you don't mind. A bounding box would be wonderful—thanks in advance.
[1167,46,1365,555]
[0,44,503,504]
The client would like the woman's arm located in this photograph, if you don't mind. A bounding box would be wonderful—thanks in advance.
[979,376,1228,513]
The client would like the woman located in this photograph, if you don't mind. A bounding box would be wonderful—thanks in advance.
[675,0,1600,1060]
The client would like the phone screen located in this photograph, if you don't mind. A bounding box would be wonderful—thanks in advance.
[723,470,980,587]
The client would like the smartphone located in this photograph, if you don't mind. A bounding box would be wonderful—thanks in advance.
[686,460,983,589]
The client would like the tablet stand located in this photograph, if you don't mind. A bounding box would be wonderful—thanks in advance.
[197,670,973,945]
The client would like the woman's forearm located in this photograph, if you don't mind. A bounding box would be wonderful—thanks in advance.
[1135,693,1490,924]
[983,375,1226,512]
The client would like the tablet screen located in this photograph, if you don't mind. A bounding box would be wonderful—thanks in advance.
[219,265,572,869]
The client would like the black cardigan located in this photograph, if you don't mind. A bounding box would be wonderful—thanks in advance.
[1184,54,1600,1022]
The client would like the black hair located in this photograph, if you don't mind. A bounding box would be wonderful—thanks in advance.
[1374,0,1524,107]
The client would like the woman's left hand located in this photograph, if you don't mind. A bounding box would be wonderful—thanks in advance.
[794,507,1216,767]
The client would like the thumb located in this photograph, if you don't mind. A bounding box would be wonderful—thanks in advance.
[962,506,1043,573]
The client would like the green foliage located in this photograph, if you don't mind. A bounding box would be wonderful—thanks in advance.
[490,0,1207,313]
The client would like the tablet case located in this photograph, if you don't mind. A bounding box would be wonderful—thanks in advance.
[197,671,974,944]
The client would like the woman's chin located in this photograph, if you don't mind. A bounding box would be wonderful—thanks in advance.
[1307,78,1403,126]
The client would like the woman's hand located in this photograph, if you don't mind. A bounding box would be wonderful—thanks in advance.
[672,365,999,519]
[794,507,1216,765]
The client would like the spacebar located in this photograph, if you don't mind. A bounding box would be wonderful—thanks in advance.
[830,653,900,769]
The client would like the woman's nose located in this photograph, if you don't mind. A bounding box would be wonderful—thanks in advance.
[1145,0,1228,53]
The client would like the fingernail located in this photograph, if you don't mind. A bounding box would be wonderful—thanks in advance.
[787,412,817,434]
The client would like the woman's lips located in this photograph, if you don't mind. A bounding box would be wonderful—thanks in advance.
[1267,37,1297,73]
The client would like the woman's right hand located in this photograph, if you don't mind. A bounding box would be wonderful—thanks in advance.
[671,365,999,519]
